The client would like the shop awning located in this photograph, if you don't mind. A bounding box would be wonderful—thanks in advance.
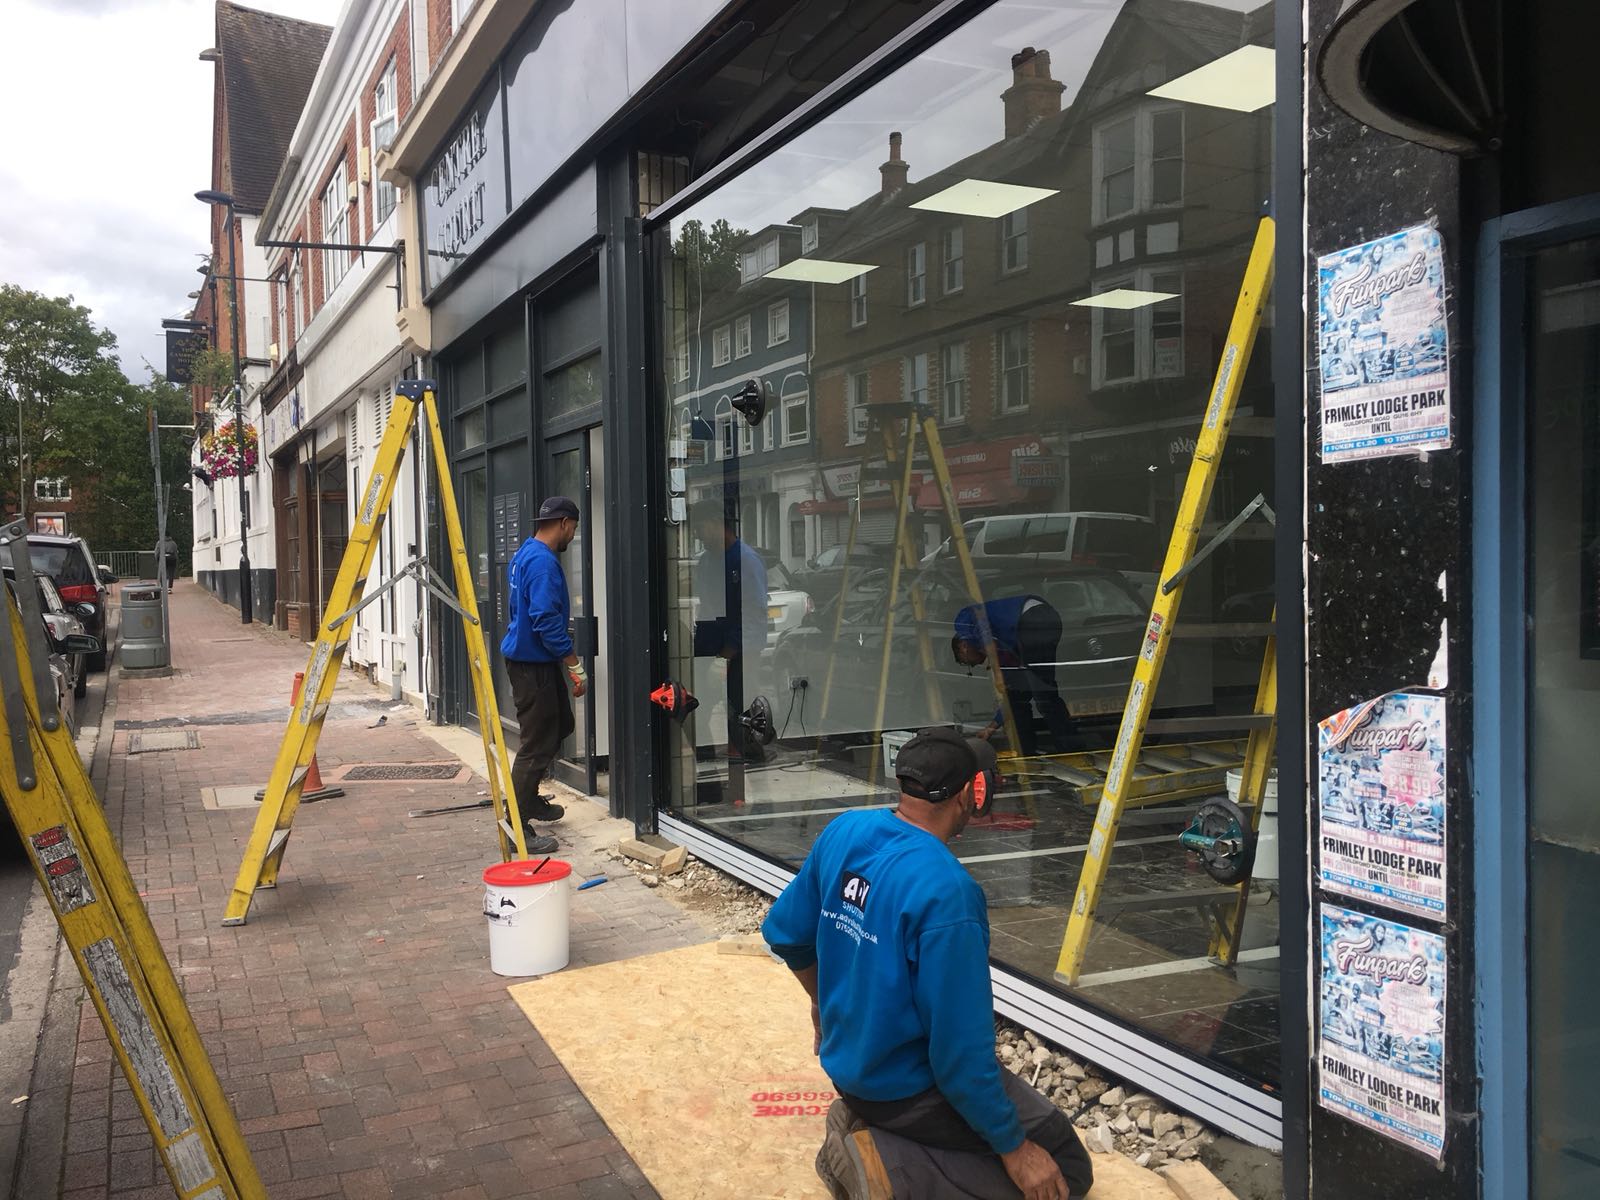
[914,476,1043,512]
[1316,0,1503,155]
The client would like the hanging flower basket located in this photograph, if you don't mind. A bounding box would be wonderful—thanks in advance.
[200,421,259,480]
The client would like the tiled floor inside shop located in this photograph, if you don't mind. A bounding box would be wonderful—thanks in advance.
[679,742,1282,1085]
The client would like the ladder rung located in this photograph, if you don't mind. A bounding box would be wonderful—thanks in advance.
[1139,751,1193,773]
[1170,622,1274,639]
[1145,715,1273,734]
[498,819,517,842]
[1187,747,1244,766]
[266,829,291,858]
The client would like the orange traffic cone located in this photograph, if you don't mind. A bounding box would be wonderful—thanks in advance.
[254,672,345,804]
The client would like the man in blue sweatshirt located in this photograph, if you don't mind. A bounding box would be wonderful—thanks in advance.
[951,596,1071,757]
[763,728,1092,1199]
[500,496,587,856]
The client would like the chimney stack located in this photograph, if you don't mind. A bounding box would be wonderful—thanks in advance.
[880,130,909,196]
[1003,47,1066,138]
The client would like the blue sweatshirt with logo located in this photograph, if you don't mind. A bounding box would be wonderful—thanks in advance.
[499,538,573,663]
[761,809,1024,1154]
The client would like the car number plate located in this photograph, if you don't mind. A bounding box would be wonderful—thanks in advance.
[767,606,784,619]
[1068,695,1123,717]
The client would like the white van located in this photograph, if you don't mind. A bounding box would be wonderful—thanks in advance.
[924,511,1162,604]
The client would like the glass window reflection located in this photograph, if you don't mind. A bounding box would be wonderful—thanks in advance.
[655,0,1280,1088]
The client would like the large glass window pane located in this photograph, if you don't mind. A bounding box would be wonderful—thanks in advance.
[1528,238,1600,1198]
[654,0,1279,1089]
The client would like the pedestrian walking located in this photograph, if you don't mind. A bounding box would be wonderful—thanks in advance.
[763,728,1093,1199]
[500,496,586,855]
[157,534,179,591]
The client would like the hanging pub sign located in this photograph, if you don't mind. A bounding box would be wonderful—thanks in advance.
[1318,905,1446,1160]
[165,330,208,386]
[1317,691,1447,921]
[1316,225,1452,463]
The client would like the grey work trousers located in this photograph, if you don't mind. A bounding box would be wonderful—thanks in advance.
[842,1071,1094,1199]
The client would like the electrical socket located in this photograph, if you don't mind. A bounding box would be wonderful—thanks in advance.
[790,676,809,691]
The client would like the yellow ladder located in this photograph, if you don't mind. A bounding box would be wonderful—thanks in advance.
[1055,217,1278,986]
[0,522,265,1200]
[223,379,527,926]
[816,402,1021,762]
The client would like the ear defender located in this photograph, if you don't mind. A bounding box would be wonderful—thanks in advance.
[971,767,992,816]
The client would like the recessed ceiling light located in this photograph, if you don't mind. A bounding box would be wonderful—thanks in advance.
[910,179,1059,219]
[765,260,877,284]
[1147,45,1276,112]
[1070,289,1178,310]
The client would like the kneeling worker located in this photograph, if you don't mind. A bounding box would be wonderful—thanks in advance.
[762,728,1093,1199]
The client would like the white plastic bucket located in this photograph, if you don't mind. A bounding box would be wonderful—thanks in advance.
[881,730,916,780]
[1225,769,1279,883]
[482,859,572,976]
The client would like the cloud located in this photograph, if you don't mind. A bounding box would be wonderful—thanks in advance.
[0,0,336,377]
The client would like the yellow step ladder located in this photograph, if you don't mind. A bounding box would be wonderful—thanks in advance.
[1054,217,1279,986]
[0,522,265,1200]
[223,379,528,926]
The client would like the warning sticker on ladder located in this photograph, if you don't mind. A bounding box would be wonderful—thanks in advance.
[1140,614,1164,663]
[31,825,96,914]
[1103,680,1145,796]
[81,938,197,1140]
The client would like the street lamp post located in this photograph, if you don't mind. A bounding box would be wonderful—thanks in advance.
[195,189,252,623]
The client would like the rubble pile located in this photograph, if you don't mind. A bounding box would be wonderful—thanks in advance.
[606,844,773,934]
[995,1024,1215,1169]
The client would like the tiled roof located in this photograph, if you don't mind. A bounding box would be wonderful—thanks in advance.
[216,1,332,212]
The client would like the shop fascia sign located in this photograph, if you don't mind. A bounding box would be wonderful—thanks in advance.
[821,435,1048,501]
[421,80,507,287]
[263,389,304,455]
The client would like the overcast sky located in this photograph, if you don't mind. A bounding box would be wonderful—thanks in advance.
[0,0,338,380]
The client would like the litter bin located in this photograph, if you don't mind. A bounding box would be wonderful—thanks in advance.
[120,582,169,669]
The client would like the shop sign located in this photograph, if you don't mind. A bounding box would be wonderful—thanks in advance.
[264,389,304,455]
[421,79,508,290]
[821,461,891,501]
[1316,225,1452,463]
[1318,905,1446,1160]
[1011,454,1061,487]
[1317,691,1446,920]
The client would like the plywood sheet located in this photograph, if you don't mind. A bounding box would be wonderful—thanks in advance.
[508,942,1191,1200]
[508,942,833,1199]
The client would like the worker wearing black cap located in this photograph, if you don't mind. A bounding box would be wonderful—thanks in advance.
[763,728,1092,1200]
[500,496,585,855]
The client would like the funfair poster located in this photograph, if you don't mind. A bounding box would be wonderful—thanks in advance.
[1318,906,1447,1159]
[1316,225,1451,463]
[1318,692,1447,920]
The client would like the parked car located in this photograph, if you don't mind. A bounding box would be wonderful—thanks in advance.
[1,569,98,731]
[792,543,898,611]
[771,557,1151,739]
[755,552,813,648]
[923,512,1162,605]
[28,533,113,671]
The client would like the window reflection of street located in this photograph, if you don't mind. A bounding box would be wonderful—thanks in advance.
[659,0,1281,1087]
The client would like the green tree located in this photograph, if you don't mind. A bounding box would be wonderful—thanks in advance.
[0,284,192,564]
[672,218,749,296]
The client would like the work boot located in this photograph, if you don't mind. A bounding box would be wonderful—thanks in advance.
[815,1124,893,1200]
[525,796,566,822]
[523,831,559,855]
[826,1099,865,1139]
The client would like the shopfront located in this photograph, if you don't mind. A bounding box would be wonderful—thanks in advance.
[648,0,1289,1149]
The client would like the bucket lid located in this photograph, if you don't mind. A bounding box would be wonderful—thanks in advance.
[484,859,572,886]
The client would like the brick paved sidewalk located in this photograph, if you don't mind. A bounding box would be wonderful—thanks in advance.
[53,582,708,1200]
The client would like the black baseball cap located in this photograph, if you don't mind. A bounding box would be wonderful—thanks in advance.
[537,496,580,523]
[895,728,997,801]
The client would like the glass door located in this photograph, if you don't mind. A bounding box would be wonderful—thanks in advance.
[1527,235,1600,1198]
[547,430,598,793]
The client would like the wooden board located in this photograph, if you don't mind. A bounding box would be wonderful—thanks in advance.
[508,942,834,1199]
[508,942,1197,1200]
[1159,1160,1240,1200]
